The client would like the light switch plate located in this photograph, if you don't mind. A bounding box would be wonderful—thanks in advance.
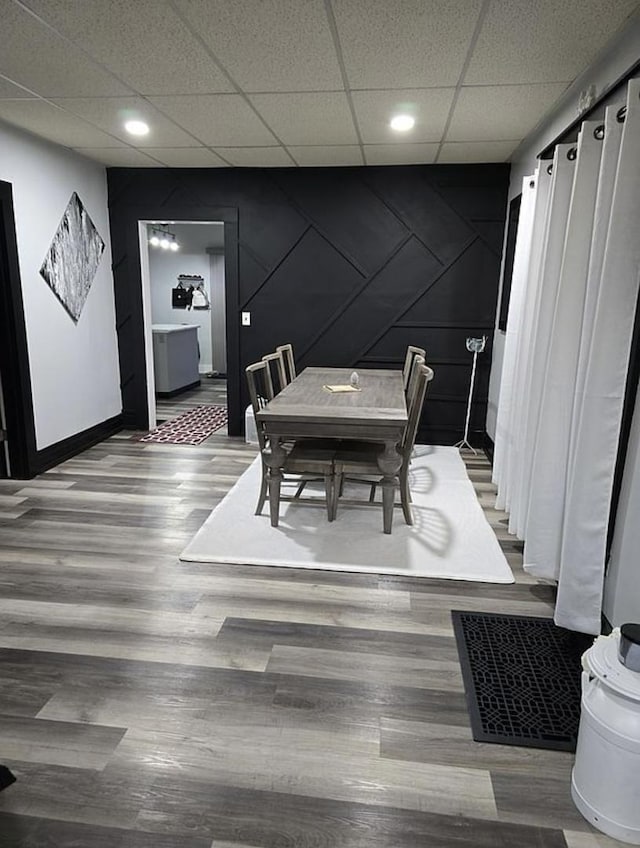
[241,311,251,326]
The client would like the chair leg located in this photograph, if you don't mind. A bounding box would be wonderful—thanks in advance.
[368,482,377,502]
[324,473,334,521]
[382,478,395,534]
[400,467,413,525]
[255,461,268,515]
[330,471,341,520]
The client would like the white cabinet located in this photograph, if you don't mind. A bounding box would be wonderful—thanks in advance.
[151,324,199,395]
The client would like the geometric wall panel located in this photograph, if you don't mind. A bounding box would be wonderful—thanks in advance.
[308,236,441,366]
[363,167,475,264]
[107,163,509,444]
[276,167,408,273]
[242,228,364,367]
[404,239,501,326]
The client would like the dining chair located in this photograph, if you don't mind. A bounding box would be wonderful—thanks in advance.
[331,358,434,529]
[403,345,426,394]
[262,351,288,394]
[246,360,335,520]
[276,343,296,385]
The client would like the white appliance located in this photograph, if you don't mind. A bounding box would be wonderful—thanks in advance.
[572,629,640,843]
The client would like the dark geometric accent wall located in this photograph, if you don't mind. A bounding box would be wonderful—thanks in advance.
[107,163,509,444]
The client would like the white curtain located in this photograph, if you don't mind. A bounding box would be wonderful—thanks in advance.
[493,79,640,634]
[504,165,552,535]
[524,123,604,577]
[557,80,640,633]
[507,149,575,532]
[493,175,539,502]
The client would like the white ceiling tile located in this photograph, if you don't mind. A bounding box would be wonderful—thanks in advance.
[465,0,640,85]
[0,76,36,98]
[23,0,234,95]
[446,84,568,142]
[51,97,198,147]
[148,94,278,146]
[438,140,518,164]
[173,0,343,92]
[364,144,439,166]
[333,0,482,89]
[352,89,454,144]
[249,92,358,145]
[288,146,364,166]
[74,147,162,167]
[0,1,131,97]
[214,147,294,167]
[0,100,128,147]
[142,148,228,168]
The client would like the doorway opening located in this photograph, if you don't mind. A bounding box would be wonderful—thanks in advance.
[138,220,228,432]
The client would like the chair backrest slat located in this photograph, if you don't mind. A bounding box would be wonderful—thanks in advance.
[262,351,288,394]
[276,343,296,384]
[401,357,434,464]
[246,361,274,450]
[403,345,426,392]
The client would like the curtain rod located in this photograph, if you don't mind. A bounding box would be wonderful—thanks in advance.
[538,58,640,160]
[544,101,630,175]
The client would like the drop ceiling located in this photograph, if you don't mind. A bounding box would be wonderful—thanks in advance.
[0,0,638,168]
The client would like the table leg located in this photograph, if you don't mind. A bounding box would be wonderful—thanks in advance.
[377,440,402,534]
[264,437,286,527]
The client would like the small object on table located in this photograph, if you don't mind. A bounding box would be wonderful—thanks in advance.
[323,384,361,393]
[350,370,360,388]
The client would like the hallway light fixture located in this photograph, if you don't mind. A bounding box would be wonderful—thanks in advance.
[148,225,179,251]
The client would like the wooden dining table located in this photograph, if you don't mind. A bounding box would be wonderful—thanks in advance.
[256,366,408,533]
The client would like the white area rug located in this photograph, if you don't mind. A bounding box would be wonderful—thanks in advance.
[180,446,514,583]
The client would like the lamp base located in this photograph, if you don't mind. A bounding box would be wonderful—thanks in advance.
[454,438,477,455]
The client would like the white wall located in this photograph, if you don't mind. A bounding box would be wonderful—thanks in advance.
[0,120,121,450]
[148,247,212,373]
[487,12,640,441]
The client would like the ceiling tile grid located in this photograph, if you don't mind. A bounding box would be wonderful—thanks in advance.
[51,96,202,147]
[352,88,455,144]
[15,0,235,95]
[446,83,570,142]
[289,145,364,167]
[331,0,484,89]
[172,0,345,93]
[73,147,164,167]
[215,146,294,167]
[0,0,132,98]
[0,100,130,148]
[248,92,359,146]
[138,147,229,168]
[0,0,637,167]
[364,144,439,166]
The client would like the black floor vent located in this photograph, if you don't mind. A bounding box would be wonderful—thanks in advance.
[452,611,593,752]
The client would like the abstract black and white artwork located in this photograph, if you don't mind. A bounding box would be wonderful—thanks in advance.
[39,192,105,323]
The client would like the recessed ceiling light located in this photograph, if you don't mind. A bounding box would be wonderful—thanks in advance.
[390,114,415,132]
[124,119,150,136]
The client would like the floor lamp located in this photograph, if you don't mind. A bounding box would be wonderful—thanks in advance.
[455,336,487,454]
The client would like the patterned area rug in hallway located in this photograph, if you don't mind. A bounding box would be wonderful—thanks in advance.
[140,405,228,445]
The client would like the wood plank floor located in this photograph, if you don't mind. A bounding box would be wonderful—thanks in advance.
[0,380,623,847]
